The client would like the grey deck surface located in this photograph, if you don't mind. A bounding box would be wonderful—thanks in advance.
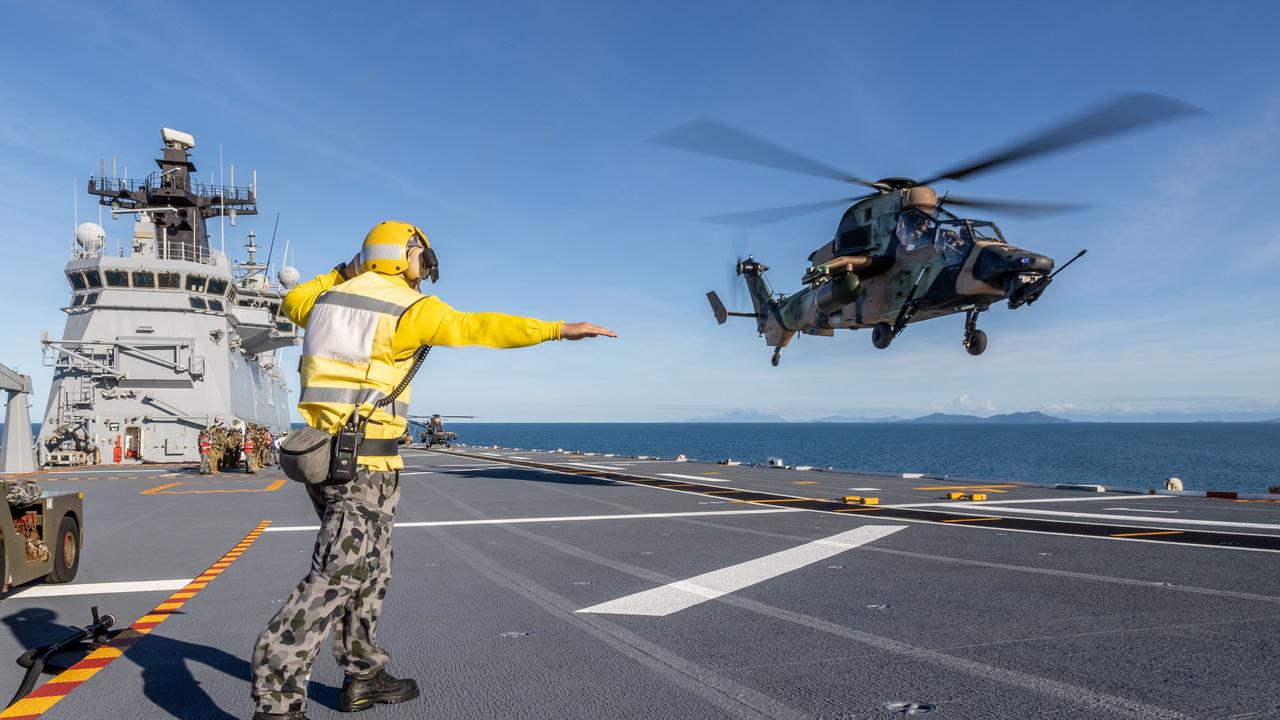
[2,449,1278,719]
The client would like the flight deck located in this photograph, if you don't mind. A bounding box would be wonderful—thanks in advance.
[1,449,1277,719]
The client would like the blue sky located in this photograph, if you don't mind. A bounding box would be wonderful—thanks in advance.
[1,1,1278,421]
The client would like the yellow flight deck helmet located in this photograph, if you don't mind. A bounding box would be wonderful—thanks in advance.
[360,221,439,283]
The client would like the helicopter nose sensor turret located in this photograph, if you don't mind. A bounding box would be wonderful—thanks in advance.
[972,245,1054,286]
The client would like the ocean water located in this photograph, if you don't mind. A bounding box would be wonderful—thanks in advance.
[447,422,1280,494]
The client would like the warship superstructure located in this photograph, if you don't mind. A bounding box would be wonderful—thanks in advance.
[36,129,298,465]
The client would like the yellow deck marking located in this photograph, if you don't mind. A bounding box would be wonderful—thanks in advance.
[85,646,123,660]
[941,516,1003,523]
[1110,530,1184,538]
[703,472,720,475]
[792,481,818,485]
[51,668,100,683]
[143,479,287,495]
[140,481,185,495]
[914,484,1016,491]
[2,695,62,715]
[0,520,275,720]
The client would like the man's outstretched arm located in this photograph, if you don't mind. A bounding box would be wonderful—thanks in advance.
[398,296,615,349]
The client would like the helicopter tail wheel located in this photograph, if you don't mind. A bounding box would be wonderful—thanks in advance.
[965,329,988,356]
[771,349,782,367]
[871,322,893,350]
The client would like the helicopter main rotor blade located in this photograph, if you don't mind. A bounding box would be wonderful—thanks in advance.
[920,92,1205,185]
[653,119,881,188]
[703,196,867,227]
[940,194,1087,218]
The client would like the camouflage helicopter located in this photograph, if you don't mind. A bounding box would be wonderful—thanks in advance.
[658,93,1200,366]
[406,414,475,448]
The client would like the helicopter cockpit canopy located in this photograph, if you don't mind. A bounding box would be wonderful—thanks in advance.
[896,208,936,252]
[933,213,1006,265]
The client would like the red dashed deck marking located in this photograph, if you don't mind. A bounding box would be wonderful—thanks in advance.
[0,520,271,719]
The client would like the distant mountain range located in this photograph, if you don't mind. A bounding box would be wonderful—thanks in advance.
[692,411,1071,424]
[906,411,1071,424]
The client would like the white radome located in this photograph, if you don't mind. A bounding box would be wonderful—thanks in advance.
[278,266,301,289]
[75,222,105,252]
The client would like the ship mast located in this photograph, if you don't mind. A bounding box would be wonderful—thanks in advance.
[86,128,256,263]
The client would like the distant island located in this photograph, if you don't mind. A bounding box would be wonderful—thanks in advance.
[691,411,1071,424]
[691,410,789,423]
[815,414,906,423]
[905,411,1070,424]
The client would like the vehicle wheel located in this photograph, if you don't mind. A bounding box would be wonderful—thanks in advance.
[46,515,80,584]
[771,352,781,367]
[871,322,893,349]
[965,329,988,356]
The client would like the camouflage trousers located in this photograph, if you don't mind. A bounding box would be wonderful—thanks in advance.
[251,468,400,713]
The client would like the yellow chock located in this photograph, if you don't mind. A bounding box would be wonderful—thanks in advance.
[946,492,965,500]
[842,496,862,504]
[861,497,879,505]
[968,493,988,502]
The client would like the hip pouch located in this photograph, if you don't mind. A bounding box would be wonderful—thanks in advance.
[278,426,335,485]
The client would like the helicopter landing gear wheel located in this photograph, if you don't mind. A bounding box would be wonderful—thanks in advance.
[964,329,987,356]
[871,322,893,350]
[771,350,781,367]
[962,308,986,356]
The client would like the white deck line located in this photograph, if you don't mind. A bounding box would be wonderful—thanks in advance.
[888,495,1174,509]
[264,508,799,533]
[658,473,730,483]
[577,525,906,616]
[949,505,1280,530]
[9,579,191,598]
[399,471,434,476]
[567,463,629,471]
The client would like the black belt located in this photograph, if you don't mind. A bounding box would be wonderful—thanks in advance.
[359,438,401,457]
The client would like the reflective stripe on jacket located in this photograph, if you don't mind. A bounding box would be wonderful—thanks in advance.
[298,272,424,469]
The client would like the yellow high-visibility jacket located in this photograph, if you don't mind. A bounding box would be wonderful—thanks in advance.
[283,269,561,470]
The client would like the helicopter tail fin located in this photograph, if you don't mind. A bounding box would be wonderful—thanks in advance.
[706,291,729,324]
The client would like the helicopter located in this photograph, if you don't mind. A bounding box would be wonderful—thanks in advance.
[405,414,475,449]
[657,93,1201,366]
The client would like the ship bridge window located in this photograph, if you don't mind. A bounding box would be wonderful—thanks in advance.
[131,271,156,288]
[84,292,99,306]
[157,272,181,289]
[189,296,208,310]
[68,272,87,290]
[71,294,85,307]
[105,270,130,287]
[84,270,102,289]
[185,274,207,293]
[208,299,224,312]
[206,278,228,296]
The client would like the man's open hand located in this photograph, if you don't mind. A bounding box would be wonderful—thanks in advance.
[561,322,617,341]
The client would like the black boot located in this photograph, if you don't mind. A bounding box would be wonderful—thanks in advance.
[339,669,421,713]
[252,711,309,720]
